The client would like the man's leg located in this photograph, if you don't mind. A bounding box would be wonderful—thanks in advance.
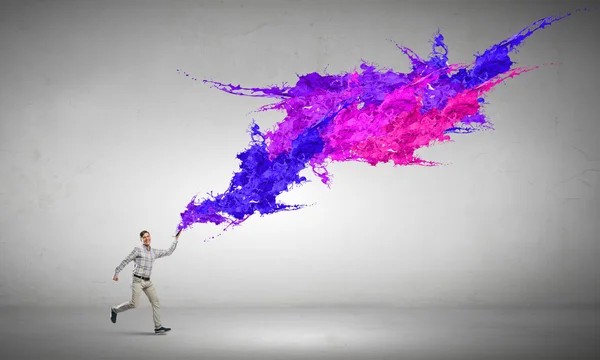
[143,281,161,329]
[143,281,170,333]
[112,278,142,322]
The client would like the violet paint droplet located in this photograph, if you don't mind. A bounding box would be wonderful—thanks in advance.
[177,12,574,233]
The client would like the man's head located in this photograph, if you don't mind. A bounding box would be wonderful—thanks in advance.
[140,230,151,246]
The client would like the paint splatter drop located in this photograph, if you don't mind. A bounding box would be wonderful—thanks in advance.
[175,12,580,235]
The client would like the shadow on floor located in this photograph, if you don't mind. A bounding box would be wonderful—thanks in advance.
[121,331,161,336]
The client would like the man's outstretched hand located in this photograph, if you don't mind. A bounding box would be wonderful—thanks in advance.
[113,275,118,281]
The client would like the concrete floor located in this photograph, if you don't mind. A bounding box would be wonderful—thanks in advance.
[2,305,598,359]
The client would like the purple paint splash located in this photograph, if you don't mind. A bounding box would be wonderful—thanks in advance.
[175,12,580,236]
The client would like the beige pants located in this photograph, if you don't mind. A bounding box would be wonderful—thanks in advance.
[114,277,161,329]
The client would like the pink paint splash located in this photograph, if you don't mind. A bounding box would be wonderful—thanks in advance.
[175,10,589,234]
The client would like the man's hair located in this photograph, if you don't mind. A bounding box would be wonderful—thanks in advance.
[140,230,149,238]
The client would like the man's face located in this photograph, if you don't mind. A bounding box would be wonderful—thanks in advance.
[142,232,151,246]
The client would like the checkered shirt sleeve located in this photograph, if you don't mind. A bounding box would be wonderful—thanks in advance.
[155,240,178,258]
[113,247,139,277]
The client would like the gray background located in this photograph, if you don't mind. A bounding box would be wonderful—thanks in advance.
[1,0,598,312]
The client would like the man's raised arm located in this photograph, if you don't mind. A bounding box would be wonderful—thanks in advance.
[156,231,181,259]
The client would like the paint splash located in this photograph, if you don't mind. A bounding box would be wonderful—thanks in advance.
[175,12,579,236]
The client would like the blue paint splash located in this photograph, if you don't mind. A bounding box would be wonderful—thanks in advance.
[174,10,588,237]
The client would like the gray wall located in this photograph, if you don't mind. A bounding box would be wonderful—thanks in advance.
[1,0,598,308]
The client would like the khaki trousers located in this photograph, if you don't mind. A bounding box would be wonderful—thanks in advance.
[114,277,161,329]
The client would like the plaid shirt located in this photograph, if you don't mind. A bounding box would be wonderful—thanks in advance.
[114,240,178,279]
